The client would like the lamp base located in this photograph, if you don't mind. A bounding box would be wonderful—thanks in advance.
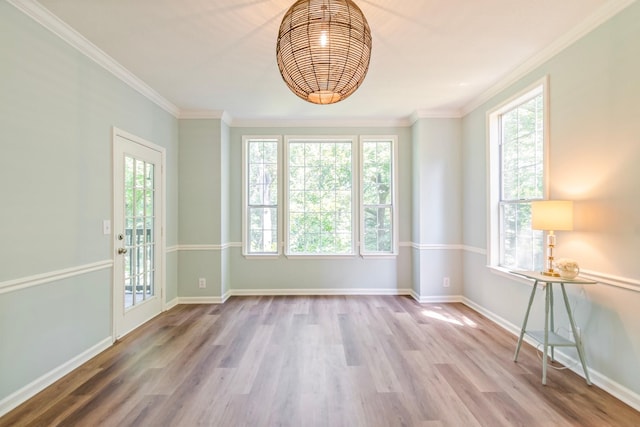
[541,270,560,277]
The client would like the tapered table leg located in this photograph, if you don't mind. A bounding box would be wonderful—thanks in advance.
[560,283,592,385]
[514,280,539,362]
[542,283,550,385]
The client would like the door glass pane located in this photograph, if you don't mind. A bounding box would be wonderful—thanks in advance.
[123,155,155,310]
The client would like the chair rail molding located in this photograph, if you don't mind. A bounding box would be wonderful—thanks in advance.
[0,260,113,295]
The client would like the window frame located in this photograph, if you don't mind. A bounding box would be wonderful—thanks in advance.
[242,134,399,259]
[359,135,399,257]
[242,135,282,258]
[487,76,549,272]
[283,135,358,258]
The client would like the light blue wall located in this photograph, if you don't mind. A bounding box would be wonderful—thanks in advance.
[0,2,178,402]
[461,2,640,400]
[178,119,226,298]
[223,126,415,292]
[412,118,463,297]
[178,120,222,245]
[175,124,415,295]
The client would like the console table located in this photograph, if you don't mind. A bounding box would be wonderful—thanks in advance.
[512,271,596,385]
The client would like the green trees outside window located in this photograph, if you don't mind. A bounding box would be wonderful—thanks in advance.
[247,139,279,254]
[243,135,397,257]
[288,140,353,255]
[499,89,545,270]
[362,141,393,253]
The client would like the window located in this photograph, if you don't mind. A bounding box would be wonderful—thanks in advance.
[243,135,397,257]
[286,137,355,255]
[489,78,548,271]
[242,136,280,256]
[361,137,397,255]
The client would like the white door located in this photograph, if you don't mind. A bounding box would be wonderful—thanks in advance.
[113,129,164,339]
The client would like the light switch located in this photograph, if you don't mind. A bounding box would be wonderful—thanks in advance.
[103,220,111,235]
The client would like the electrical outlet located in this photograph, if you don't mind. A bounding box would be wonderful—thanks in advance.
[443,277,450,288]
[198,278,206,289]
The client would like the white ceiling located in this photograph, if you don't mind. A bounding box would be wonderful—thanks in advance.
[33,0,628,123]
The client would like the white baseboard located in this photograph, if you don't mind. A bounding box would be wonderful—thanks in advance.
[175,289,458,304]
[461,297,640,412]
[164,297,179,311]
[175,289,412,304]
[461,297,523,336]
[177,296,227,304]
[0,337,112,418]
[227,288,412,297]
[410,291,464,304]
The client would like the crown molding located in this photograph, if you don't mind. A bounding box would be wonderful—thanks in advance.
[179,110,233,126]
[410,109,464,124]
[461,0,637,116]
[179,111,414,128]
[229,116,413,128]
[178,110,225,120]
[7,0,180,118]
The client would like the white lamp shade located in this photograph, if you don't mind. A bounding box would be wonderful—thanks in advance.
[531,200,574,231]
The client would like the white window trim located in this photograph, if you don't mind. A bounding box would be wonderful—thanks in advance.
[486,75,550,270]
[359,135,399,257]
[242,135,283,258]
[242,134,400,260]
[283,135,358,258]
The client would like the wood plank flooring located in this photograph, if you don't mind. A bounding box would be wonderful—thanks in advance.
[2,296,639,426]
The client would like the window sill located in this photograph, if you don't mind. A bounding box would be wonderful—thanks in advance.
[360,253,398,260]
[284,254,357,260]
[243,254,281,260]
[487,265,538,286]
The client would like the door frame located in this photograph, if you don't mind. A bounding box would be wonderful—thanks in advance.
[111,127,166,341]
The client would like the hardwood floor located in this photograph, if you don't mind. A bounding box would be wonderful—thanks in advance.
[2,296,638,426]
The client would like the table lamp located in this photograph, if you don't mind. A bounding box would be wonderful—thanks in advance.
[531,200,573,276]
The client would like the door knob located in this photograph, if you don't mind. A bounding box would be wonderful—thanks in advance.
[117,247,128,255]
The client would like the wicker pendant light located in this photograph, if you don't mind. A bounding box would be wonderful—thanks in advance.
[276,0,372,105]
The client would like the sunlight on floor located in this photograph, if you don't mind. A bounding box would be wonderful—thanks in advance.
[422,307,478,328]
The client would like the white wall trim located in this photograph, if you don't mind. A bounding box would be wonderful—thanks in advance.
[180,241,487,254]
[178,244,225,251]
[230,117,412,128]
[177,243,240,251]
[462,0,636,115]
[410,291,464,304]
[550,351,640,413]
[406,243,465,251]
[461,297,640,412]
[165,297,179,311]
[461,245,487,255]
[228,288,412,297]
[178,110,233,127]
[166,245,179,253]
[177,296,228,304]
[0,260,113,295]
[410,109,464,122]
[403,242,488,254]
[579,269,640,293]
[484,263,640,294]
[6,0,179,117]
[0,337,112,418]
[177,288,461,303]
